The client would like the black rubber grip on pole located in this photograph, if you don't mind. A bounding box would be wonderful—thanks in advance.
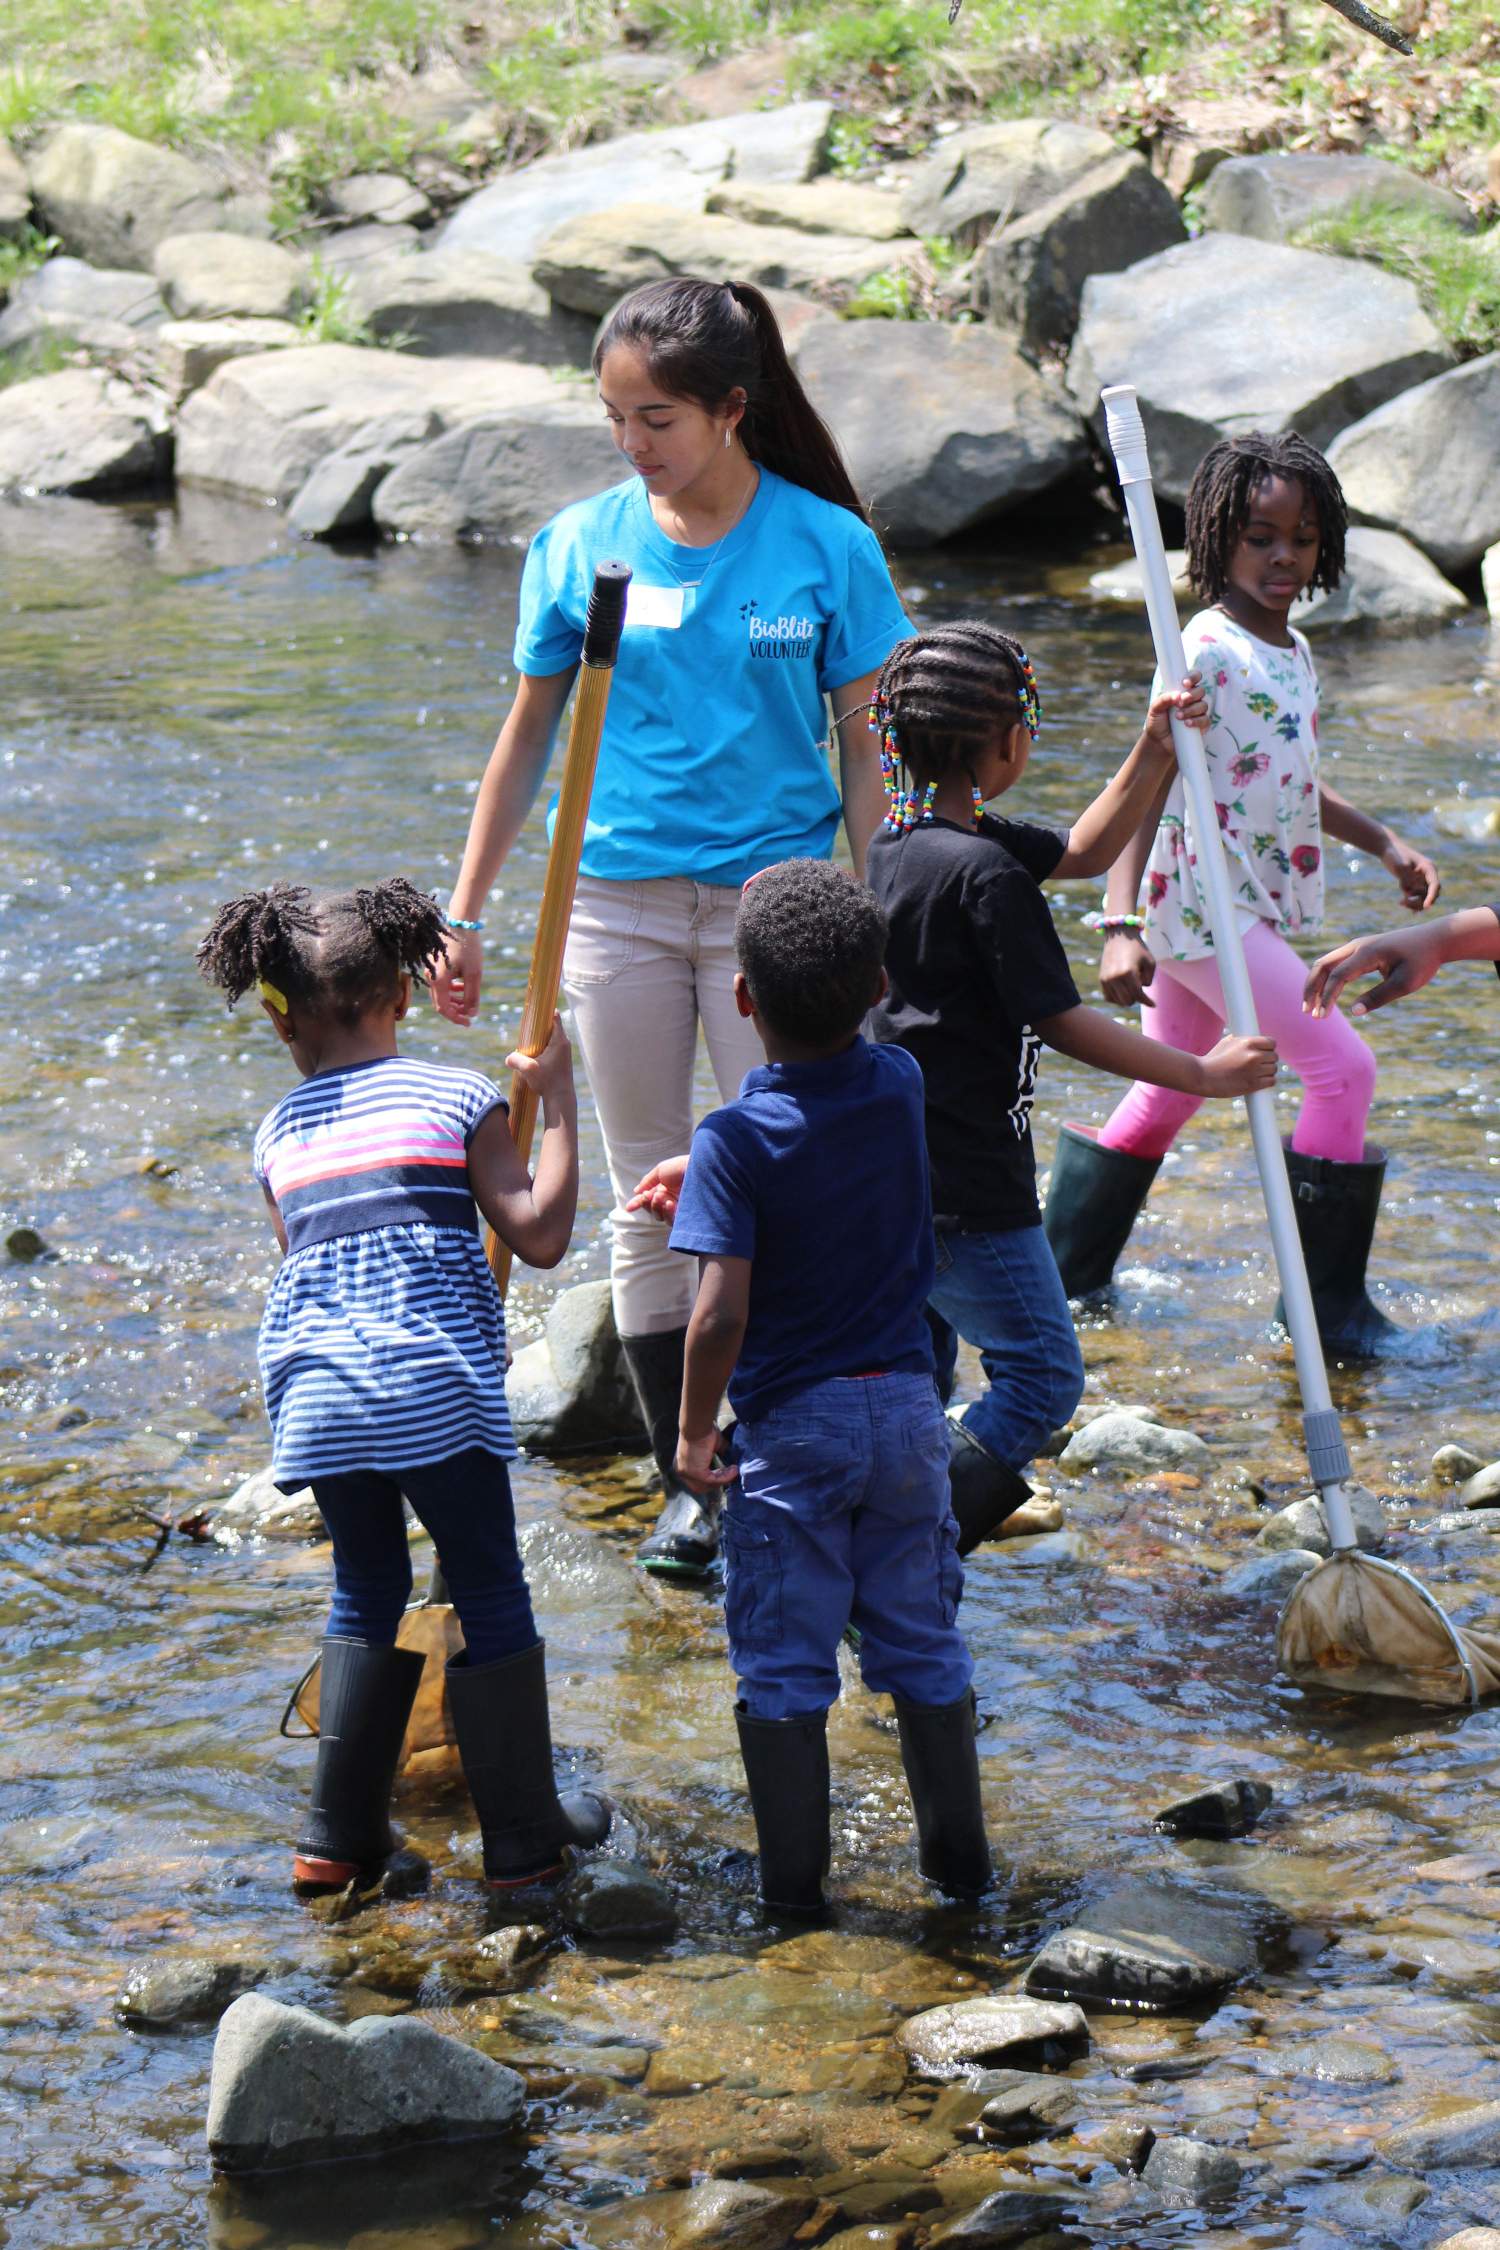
[581,560,632,668]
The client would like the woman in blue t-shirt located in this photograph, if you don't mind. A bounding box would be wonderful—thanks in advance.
[432,277,911,1576]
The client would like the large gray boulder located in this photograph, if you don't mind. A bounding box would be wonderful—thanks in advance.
[175,345,557,505]
[153,232,310,322]
[0,256,166,356]
[1067,234,1453,505]
[506,1280,643,1455]
[27,122,265,269]
[1026,1878,1261,2009]
[441,106,833,266]
[1092,525,1468,630]
[288,411,444,537]
[0,367,170,494]
[1202,150,1472,243]
[0,140,29,239]
[980,150,1185,353]
[534,202,903,319]
[348,246,595,362]
[206,1993,525,2172]
[1326,354,1500,576]
[371,409,627,542]
[794,321,1087,547]
[898,118,1116,245]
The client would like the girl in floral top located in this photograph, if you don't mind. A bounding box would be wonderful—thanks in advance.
[1043,432,1439,1356]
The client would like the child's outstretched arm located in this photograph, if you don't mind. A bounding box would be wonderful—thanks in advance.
[467,1015,579,1270]
[1318,782,1440,912]
[1037,1003,1277,1098]
[1305,906,1500,1017]
[1050,676,1207,881]
[678,1254,749,1495]
[626,1155,690,1223]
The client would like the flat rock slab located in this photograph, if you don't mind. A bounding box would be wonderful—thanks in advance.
[795,319,1087,548]
[1202,149,1471,243]
[441,105,833,266]
[207,1993,525,2172]
[154,231,309,323]
[1026,1879,1261,2011]
[349,246,595,363]
[589,2180,816,2250]
[1384,2101,1500,2170]
[147,317,301,402]
[1068,233,1452,505]
[1328,353,1500,576]
[897,1995,1088,2075]
[534,201,902,318]
[1269,2034,1396,2086]
[707,179,908,239]
[1060,1409,1211,1478]
[1140,2134,1245,2205]
[1155,1780,1272,1839]
[972,2067,1081,2137]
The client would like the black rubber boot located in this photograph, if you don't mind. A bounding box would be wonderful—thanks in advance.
[947,1419,1033,1558]
[293,1637,425,1894]
[734,1705,831,1918]
[623,1326,721,1577]
[1043,1123,1161,1299]
[1276,1142,1400,1358]
[447,1640,611,1888]
[893,1690,993,1900]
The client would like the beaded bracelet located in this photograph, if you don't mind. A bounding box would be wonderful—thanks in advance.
[447,915,485,932]
[1082,911,1147,935]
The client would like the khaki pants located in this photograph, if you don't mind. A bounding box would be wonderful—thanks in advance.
[563,874,763,1336]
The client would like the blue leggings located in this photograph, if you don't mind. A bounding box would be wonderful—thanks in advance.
[310,1447,535,1668]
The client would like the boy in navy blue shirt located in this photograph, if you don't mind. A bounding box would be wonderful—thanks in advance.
[632,859,990,1917]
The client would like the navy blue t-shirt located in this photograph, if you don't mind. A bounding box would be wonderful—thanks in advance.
[669,1038,936,1422]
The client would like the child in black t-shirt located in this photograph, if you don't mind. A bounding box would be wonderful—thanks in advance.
[866,622,1277,1550]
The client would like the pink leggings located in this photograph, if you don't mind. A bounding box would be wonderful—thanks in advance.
[1097,919,1376,1164]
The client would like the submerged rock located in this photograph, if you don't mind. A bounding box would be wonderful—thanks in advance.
[506,1280,643,1455]
[1139,2134,1244,2204]
[207,1994,525,2172]
[972,2067,1080,2137]
[897,1994,1088,2075]
[559,1859,678,1942]
[1458,1461,1500,1509]
[926,2185,1079,2246]
[1383,2100,1500,2170]
[118,1957,270,2029]
[1060,1409,1211,1478]
[1272,2034,1396,2086]
[1026,1879,1260,2010]
[446,1924,550,1992]
[1155,1779,1272,1839]
[1330,2175,1428,2226]
[1255,1488,1386,1555]
[1217,1546,1322,1598]
[1433,1443,1487,1485]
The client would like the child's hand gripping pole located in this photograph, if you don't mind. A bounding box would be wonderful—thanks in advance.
[1100,387,1360,1556]
[486,561,632,1296]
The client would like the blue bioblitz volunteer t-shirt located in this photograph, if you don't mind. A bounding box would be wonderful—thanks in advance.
[668,1038,937,1421]
[514,469,912,888]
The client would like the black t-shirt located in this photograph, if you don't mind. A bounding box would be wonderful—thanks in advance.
[867,813,1081,1232]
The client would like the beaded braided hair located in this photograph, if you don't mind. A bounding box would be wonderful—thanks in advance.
[1185,430,1347,602]
[870,623,1043,834]
[196,878,450,1027]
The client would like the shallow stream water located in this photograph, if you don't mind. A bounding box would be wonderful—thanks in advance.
[5,491,1500,2250]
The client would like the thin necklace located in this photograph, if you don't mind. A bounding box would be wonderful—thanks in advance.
[653,467,759,592]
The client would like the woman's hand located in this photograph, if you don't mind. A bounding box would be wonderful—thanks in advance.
[1381,834,1440,913]
[627,1155,690,1223]
[1193,1032,1278,1098]
[1100,932,1157,1008]
[431,925,483,1024]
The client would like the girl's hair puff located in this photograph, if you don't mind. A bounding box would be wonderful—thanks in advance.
[873,622,1041,789]
[1185,430,1347,601]
[197,877,449,1026]
[594,276,867,521]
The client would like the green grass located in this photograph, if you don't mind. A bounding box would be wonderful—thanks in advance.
[0,223,58,299]
[844,236,965,318]
[295,258,379,346]
[1295,197,1500,356]
[0,329,80,387]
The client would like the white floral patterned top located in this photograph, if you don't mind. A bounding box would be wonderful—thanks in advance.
[1142,609,1322,964]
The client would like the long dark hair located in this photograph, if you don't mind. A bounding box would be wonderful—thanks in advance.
[594,276,866,520]
[1185,430,1347,601]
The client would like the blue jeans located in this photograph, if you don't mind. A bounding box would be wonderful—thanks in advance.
[725,1373,974,1722]
[310,1447,536,1669]
[927,1225,1085,1471]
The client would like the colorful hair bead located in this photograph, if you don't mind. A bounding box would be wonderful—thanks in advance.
[1013,645,1043,740]
[971,779,986,828]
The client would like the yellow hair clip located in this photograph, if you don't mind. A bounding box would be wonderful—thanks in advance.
[257,977,289,1014]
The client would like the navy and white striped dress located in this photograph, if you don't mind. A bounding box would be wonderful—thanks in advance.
[253,1056,517,1490]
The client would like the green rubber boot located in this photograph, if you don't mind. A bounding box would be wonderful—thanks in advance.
[1043,1123,1161,1299]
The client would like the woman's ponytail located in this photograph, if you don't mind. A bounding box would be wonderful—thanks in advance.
[594,276,867,521]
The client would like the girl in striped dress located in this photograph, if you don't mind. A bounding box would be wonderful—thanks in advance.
[199,877,610,1895]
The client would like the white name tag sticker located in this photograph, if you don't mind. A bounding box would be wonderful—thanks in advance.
[622,583,685,631]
